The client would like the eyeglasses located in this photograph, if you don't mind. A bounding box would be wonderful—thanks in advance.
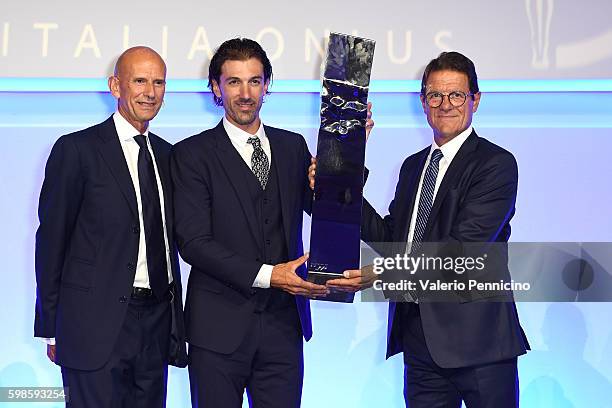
[424,91,473,108]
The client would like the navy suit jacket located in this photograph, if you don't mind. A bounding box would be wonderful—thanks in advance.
[34,116,187,370]
[362,130,529,368]
[171,121,313,354]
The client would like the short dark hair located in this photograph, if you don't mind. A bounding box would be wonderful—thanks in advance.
[420,51,479,96]
[207,38,273,106]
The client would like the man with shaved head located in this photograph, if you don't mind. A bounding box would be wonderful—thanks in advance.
[34,46,187,407]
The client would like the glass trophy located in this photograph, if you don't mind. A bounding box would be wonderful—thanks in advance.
[307,32,375,302]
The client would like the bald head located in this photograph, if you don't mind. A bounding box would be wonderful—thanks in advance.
[114,46,166,77]
[108,46,167,134]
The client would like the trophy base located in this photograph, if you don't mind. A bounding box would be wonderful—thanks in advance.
[306,271,355,303]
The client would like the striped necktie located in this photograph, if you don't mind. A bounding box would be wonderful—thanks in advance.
[411,148,443,252]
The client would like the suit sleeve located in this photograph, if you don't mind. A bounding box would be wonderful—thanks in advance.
[34,136,84,338]
[171,142,262,296]
[360,163,409,299]
[301,136,314,215]
[361,158,412,247]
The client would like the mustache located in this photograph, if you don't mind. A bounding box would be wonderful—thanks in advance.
[236,98,256,105]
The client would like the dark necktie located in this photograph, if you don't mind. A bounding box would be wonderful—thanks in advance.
[247,136,270,189]
[411,149,443,252]
[133,135,168,298]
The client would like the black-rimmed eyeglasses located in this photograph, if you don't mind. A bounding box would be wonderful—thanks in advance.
[424,91,474,108]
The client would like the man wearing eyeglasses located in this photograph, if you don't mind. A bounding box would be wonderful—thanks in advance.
[324,51,530,407]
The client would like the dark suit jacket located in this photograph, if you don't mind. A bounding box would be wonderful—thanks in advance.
[362,130,529,368]
[34,116,187,370]
[171,121,313,354]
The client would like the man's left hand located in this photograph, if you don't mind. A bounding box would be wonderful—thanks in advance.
[325,264,377,292]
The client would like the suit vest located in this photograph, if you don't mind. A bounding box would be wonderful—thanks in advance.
[241,157,295,312]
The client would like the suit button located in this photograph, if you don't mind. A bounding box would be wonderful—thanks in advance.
[127,263,135,272]
[119,296,127,303]
[266,239,271,245]
[264,219,270,224]
[132,226,140,234]
[263,199,268,205]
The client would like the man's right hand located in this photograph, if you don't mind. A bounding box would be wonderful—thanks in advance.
[47,344,56,363]
[270,253,329,297]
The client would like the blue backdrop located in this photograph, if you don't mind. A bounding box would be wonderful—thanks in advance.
[1,84,611,407]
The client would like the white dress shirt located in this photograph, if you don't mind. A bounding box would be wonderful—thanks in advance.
[113,112,173,288]
[405,126,473,254]
[222,116,274,289]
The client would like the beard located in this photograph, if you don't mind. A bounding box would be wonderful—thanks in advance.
[226,97,262,126]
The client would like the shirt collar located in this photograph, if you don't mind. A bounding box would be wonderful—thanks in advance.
[223,115,266,146]
[431,126,473,163]
[113,111,149,142]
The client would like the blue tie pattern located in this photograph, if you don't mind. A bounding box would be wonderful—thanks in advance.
[411,149,443,253]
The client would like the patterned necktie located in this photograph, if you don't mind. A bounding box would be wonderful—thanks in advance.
[411,148,443,252]
[133,135,168,298]
[247,136,270,189]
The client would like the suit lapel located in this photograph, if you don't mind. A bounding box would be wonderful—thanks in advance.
[425,130,479,237]
[266,127,294,249]
[398,148,429,243]
[149,133,173,237]
[212,121,262,250]
[96,116,138,217]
